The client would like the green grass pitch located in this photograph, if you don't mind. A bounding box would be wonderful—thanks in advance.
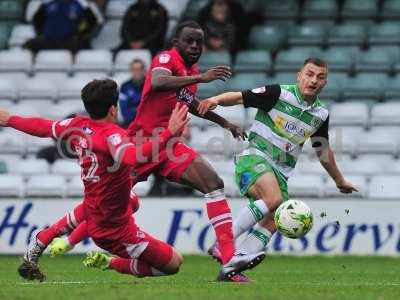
[1,255,400,300]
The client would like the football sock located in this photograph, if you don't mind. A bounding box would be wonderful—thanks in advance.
[67,221,89,246]
[110,258,167,277]
[232,200,269,239]
[237,224,272,254]
[205,188,234,264]
[37,203,85,246]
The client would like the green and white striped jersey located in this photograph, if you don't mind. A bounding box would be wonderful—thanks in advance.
[239,84,329,178]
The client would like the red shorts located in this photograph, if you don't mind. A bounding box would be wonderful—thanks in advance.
[133,142,197,183]
[90,218,173,269]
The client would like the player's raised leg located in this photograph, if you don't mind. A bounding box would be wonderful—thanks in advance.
[180,155,264,280]
[209,156,284,264]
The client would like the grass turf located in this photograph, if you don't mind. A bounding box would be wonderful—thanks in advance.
[1,255,399,300]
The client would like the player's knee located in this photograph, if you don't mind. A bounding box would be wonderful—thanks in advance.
[165,251,183,275]
[203,176,224,194]
[268,196,282,210]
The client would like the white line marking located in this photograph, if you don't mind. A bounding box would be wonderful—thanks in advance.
[12,281,400,287]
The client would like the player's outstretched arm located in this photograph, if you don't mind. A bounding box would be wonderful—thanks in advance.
[197,92,243,115]
[316,146,358,194]
[0,109,55,138]
[152,66,232,92]
[189,97,246,140]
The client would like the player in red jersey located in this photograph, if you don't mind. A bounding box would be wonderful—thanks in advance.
[0,79,188,281]
[127,21,265,281]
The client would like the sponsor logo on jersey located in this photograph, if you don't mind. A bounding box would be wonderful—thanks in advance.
[108,134,122,146]
[284,121,306,138]
[251,86,266,94]
[284,104,293,113]
[159,54,171,64]
[176,88,194,105]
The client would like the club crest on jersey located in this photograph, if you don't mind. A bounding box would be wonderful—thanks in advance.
[159,54,171,64]
[176,88,194,105]
[83,127,93,135]
[108,134,122,146]
[284,142,294,152]
[251,86,266,94]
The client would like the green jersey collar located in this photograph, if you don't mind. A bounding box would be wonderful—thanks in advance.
[294,84,322,109]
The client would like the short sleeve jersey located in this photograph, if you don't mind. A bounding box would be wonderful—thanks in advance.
[52,116,134,228]
[241,84,329,178]
[128,47,200,137]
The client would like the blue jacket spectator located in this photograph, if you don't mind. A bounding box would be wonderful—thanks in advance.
[119,59,146,127]
[25,0,103,53]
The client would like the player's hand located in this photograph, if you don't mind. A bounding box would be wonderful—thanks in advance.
[197,98,218,116]
[168,104,190,136]
[224,122,247,141]
[336,179,359,194]
[0,109,10,127]
[200,66,232,83]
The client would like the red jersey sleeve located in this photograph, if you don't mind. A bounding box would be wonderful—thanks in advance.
[51,118,75,139]
[151,51,177,75]
[105,128,133,163]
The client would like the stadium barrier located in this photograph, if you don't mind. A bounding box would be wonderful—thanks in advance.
[0,198,399,256]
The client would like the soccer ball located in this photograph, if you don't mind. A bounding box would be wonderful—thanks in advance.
[274,200,313,239]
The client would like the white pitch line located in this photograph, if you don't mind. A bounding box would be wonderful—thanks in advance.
[16,281,132,285]
[13,281,400,287]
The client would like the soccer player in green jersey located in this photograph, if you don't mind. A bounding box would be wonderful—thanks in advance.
[198,57,358,272]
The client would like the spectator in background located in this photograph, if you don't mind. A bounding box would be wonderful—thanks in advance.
[198,0,249,55]
[24,0,103,53]
[119,59,146,128]
[119,0,168,56]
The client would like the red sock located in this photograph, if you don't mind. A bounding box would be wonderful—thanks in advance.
[37,203,85,246]
[205,189,234,264]
[110,258,154,277]
[67,221,89,246]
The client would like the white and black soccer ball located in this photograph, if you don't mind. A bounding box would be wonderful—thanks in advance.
[274,200,313,239]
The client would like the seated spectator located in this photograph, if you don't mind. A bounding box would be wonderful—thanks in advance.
[119,0,168,55]
[119,59,146,127]
[198,0,249,54]
[24,0,103,53]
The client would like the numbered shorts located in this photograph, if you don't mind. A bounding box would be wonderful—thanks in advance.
[90,219,173,269]
[133,142,197,184]
[235,154,289,202]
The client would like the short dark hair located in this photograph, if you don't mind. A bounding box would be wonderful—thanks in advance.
[174,21,202,38]
[303,57,328,68]
[81,79,119,119]
[130,58,145,69]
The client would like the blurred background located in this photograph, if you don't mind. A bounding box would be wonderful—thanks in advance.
[0,0,400,256]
